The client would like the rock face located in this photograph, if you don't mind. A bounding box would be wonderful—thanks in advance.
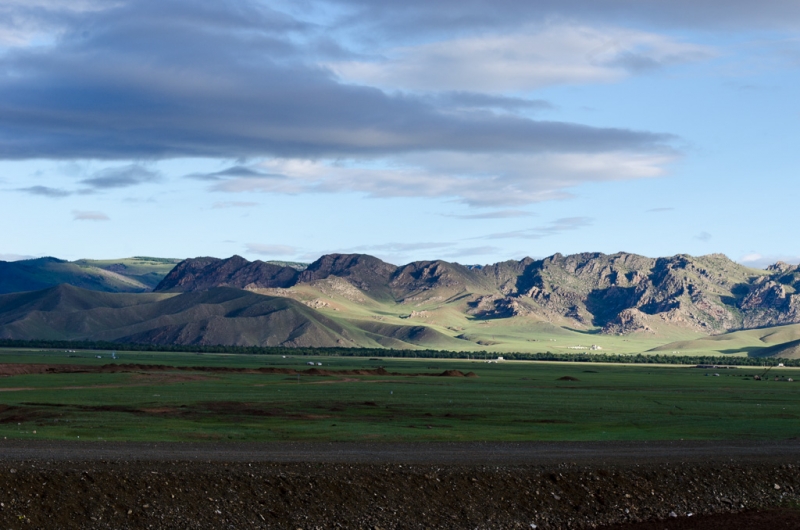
[156,256,299,292]
[156,252,800,335]
[298,254,397,300]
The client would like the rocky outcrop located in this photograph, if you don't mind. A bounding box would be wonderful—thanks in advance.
[603,308,653,334]
[468,295,531,319]
[155,256,299,292]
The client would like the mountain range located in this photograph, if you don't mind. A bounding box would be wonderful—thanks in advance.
[155,252,800,334]
[2,252,800,357]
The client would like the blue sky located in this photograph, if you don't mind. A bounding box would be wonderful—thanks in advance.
[0,1,798,267]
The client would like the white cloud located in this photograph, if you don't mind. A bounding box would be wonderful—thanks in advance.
[478,216,593,240]
[0,253,37,261]
[444,209,535,219]
[347,242,454,252]
[330,24,714,92]
[441,246,502,259]
[739,253,800,269]
[72,210,109,221]
[212,201,259,209]
[740,252,763,263]
[208,150,673,208]
[245,243,298,256]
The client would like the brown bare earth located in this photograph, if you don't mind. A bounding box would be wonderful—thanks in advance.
[0,363,476,378]
[0,441,798,529]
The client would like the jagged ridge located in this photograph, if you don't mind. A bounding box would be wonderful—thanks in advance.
[156,252,800,335]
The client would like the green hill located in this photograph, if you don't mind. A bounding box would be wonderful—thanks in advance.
[0,284,462,349]
[0,257,181,294]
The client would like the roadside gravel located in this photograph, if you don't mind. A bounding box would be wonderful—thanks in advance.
[0,441,797,529]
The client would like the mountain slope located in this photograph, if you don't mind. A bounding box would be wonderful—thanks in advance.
[0,257,181,294]
[0,284,458,349]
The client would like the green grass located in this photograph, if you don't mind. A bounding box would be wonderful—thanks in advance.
[0,348,798,443]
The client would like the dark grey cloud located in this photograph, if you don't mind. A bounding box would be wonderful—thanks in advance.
[188,166,284,181]
[80,165,161,189]
[479,216,593,240]
[0,0,675,162]
[16,185,71,198]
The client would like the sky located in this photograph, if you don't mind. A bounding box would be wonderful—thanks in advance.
[0,1,798,267]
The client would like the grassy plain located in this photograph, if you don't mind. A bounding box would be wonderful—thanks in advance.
[0,348,798,443]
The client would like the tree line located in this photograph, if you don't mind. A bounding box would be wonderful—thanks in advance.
[0,339,796,367]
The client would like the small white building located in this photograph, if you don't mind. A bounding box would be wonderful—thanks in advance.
[307,361,315,366]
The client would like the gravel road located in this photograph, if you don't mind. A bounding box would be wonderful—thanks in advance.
[0,440,798,529]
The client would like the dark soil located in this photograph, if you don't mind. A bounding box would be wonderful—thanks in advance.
[599,508,800,529]
[0,441,797,529]
[0,363,475,378]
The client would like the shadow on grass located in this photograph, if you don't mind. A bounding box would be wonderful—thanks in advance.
[562,327,603,335]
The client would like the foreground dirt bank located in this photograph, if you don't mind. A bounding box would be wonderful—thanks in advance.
[0,442,798,529]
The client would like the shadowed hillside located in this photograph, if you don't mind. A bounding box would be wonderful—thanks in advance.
[0,257,181,294]
[0,285,464,349]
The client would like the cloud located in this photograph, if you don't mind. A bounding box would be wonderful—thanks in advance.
[331,25,713,92]
[207,151,674,208]
[739,253,800,269]
[479,216,593,240]
[441,246,502,258]
[740,253,763,263]
[80,165,161,189]
[0,1,676,168]
[695,231,712,242]
[429,92,553,112]
[188,166,280,181]
[327,0,800,36]
[347,242,454,253]
[647,207,674,212]
[16,185,71,198]
[212,201,259,209]
[445,209,535,219]
[245,243,298,256]
[72,210,109,221]
[0,253,37,261]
